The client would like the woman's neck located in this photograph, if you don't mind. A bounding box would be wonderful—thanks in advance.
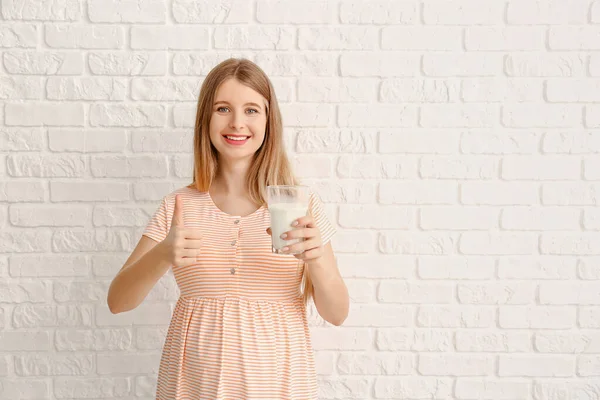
[211,159,251,197]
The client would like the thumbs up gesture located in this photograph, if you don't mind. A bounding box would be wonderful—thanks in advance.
[161,195,203,267]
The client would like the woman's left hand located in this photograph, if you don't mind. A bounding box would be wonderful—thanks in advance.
[266,215,324,263]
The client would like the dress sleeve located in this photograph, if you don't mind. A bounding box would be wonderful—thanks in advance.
[308,191,336,246]
[142,196,169,243]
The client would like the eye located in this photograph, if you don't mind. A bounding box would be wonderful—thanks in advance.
[216,107,229,112]
[247,108,259,114]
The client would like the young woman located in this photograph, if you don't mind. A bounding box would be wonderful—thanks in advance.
[107,58,349,399]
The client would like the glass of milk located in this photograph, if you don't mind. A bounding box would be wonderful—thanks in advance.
[267,185,310,254]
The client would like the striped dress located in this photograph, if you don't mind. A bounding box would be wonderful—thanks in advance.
[142,185,336,399]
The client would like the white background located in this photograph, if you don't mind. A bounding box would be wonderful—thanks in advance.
[1,0,600,399]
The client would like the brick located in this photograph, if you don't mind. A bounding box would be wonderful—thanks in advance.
[542,131,600,153]
[585,157,600,180]
[214,27,293,50]
[578,257,600,279]
[378,281,453,303]
[4,51,83,74]
[382,27,462,50]
[541,233,600,255]
[503,104,582,128]
[319,377,369,399]
[341,52,419,76]
[421,156,498,179]
[0,231,51,252]
[547,79,600,102]
[550,27,600,50]
[507,0,588,24]
[281,103,333,127]
[462,130,539,154]
[10,255,89,277]
[417,306,495,328]
[502,156,581,180]
[54,377,130,398]
[579,356,600,376]
[2,0,81,21]
[0,379,49,399]
[5,102,84,126]
[458,282,533,305]
[172,0,250,23]
[506,53,586,77]
[47,77,127,100]
[499,306,575,329]
[338,352,414,375]
[0,76,42,99]
[0,281,48,302]
[380,129,459,154]
[0,181,45,202]
[455,379,531,399]
[90,104,166,127]
[423,53,503,76]
[460,232,537,255]
[376,328,453,351]
[420,206,498,230]
[421,105,499,128]
[256,53,337,76]
[456,331,531,352]
[310,328,372,350]
[339,205,413,229]
[131,26,209,50]
[502,207,580,230]
[0,127,44,151]
[299,78,378,102]
[7,155,85,178]
[88,51,166,76]
[299,27,378,50]
[462,182,538,205]
[374,377,452,398]
[424,1,504,24]
[50,182,129,202]
[466,27,545,51]
[296,129,376,154]
[380,231,456,254]
[586,105,600,128]
[533,380,600,400]
[331,231,375,253]
[380,180,457,205]
[339,104,418,127]
[344,304,412,327]
[88,0,165,22]
[336,254,414,279]
[499,355,574,377]
[0,24,37,48]
[462,78,543,102]
[337,155,415,179]
[540,283,600,304]
[49,128,127,152]
[45,25,123,49]
[580,307,600,328]
[542,183,600,205]
[15,354,93,376]
[381,78,460,102]
[10,204,88,227]
[131,78,201,101]
[257,1,334,23]
[535,332,600,353]
[419,354,494,376]
[418,256,495,279]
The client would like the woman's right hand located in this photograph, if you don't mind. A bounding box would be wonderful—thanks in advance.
[160,194,203,267]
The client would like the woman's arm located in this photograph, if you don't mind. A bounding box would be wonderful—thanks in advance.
[306,243,349,326]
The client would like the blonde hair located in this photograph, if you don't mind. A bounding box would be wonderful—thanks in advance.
[187,58,314,304]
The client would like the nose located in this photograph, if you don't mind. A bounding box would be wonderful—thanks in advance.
[228,110,245,131]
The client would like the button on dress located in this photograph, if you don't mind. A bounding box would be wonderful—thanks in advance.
[142,186,336,399]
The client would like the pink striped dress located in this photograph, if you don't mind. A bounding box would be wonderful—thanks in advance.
[142,185,336,399]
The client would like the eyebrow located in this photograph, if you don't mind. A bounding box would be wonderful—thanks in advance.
[213,101,264,109]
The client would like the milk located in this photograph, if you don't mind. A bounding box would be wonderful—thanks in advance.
[269,203,308,253]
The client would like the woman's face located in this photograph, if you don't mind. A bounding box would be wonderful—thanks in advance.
[209,78,268,163]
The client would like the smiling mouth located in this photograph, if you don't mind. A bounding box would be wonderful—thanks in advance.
[224,135,250,141]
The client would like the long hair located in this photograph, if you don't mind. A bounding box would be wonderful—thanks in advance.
[187,58,314,304]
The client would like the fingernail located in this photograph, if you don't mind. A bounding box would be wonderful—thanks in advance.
[280,233,287,239]
[282,247,289,252]
[292,221,299,226]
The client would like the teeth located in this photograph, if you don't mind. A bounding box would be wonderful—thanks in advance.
[226,136,248,141]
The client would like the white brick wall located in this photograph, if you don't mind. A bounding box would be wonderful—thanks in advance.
[1,0,599,399]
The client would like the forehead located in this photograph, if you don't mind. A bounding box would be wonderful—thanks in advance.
[214,78,267,108]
